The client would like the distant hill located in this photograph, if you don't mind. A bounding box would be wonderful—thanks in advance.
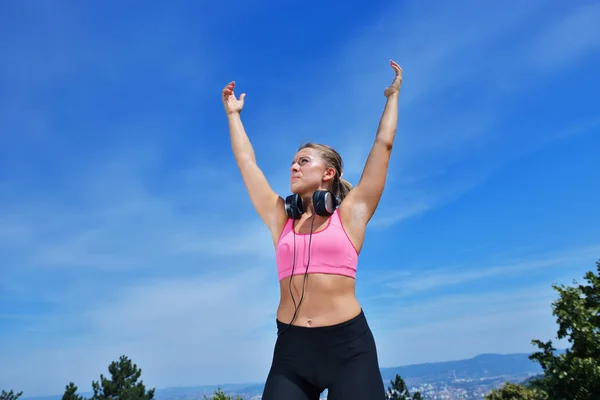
[22,351,563,400]
[379,352,544,383]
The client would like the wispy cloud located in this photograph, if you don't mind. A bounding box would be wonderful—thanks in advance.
[525,2,600,71]
[360,243,600,303]
[0,162,278,394]
[373,285,561,366]
[365,244,599,367]
[286,0,600,228]
[199,2,598,232]
[1,270,278,394]
[0,94,282,393]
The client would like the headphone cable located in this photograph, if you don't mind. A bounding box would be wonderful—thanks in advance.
[278,213,315,337]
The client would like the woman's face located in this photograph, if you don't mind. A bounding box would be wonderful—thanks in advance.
[290,148,335,195]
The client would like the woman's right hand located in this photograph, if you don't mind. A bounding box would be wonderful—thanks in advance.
[222,81,246,115]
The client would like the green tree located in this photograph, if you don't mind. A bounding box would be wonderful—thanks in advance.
[0,390,23,400]
[528,259,600,399]
[484,382,548,400]
[90,355,155,400]
[62,382,85,400]
[521,375,548,393]
[202,387,243,400]
[385,374,422,400]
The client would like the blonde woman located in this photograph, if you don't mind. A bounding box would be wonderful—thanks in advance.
[222,60,403,400]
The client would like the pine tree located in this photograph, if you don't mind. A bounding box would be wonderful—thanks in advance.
[0,390,23,400]
[385,374,422,400]
[90,355,155,400]
[203,387,243,400]
[62,382,84,400]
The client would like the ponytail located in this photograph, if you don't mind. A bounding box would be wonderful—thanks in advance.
[337,177,353,201]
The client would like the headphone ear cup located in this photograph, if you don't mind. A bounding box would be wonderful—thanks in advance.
[285,194,304,219]
[330,192,339,211]
[312,190,337,216]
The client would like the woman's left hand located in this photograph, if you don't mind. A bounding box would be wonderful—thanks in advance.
[384,60,403,98]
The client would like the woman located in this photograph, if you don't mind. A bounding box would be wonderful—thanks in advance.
[222,60,403,400]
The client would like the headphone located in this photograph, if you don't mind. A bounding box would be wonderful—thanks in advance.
[284,190,339,219]
[277,190,339,337]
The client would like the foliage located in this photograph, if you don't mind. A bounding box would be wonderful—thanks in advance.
[484,382,548,400]
[0,391,23,400]
[521,375,548,393]
[202,387,243,400]
[62,382,85,400]
[89,355,155,400]
[527,259,600,399]
[385,374,422,400]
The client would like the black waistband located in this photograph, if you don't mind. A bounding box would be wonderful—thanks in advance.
[276,309,368,343]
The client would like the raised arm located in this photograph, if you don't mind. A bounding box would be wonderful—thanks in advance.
[222,82,286,237]
[341,60,402,225]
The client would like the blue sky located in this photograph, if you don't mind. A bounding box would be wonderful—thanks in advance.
[1,0,599,396]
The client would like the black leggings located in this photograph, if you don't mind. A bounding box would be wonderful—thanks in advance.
[262,309,386,400]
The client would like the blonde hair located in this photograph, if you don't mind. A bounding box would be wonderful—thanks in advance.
[299,142,353,201]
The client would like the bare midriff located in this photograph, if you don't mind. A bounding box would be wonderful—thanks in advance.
[277,273,362,327]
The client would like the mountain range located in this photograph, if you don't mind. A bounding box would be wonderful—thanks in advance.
[23,351,556,400]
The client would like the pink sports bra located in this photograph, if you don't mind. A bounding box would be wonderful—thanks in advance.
[275,209,359,281]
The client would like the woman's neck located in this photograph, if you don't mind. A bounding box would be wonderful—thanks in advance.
[301,195,314,214]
